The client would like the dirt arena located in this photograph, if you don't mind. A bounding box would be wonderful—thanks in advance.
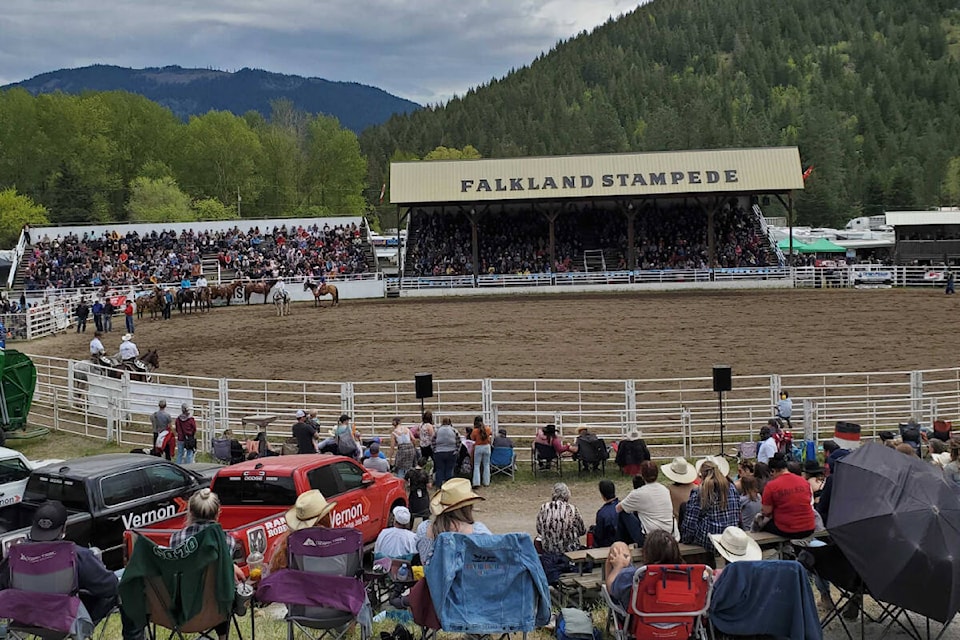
[25,288,960,382]
[23,287,960,542]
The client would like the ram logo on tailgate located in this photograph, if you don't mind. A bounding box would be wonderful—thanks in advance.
[123,504,176,529]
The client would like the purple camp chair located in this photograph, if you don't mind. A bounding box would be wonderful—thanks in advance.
[256,528,371,640]
[0,541,93,639]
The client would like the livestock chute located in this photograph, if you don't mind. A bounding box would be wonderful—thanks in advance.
[0,350,36,436]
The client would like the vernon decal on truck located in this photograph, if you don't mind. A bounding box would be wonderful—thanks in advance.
[122,504,177,530]
[330,498,371,529]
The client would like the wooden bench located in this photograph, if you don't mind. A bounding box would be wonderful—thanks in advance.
[556,572,603,608]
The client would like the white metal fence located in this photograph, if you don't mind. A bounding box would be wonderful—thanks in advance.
[25,354,958,463]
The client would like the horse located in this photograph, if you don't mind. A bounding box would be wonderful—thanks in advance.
[122,348,160,382]
[209,281,241,307]
[273,290,291,317]
[176,288,196,314]
[244,279,276,305]
[303,281,340,308]
[138,289,165,320]
[194,286,211,313]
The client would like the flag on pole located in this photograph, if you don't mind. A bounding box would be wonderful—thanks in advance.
[802,165,815,182]
[379,183,386,204]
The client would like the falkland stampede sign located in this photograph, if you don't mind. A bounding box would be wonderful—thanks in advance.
[390,147,803,205]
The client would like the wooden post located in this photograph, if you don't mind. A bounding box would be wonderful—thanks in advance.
[625,203,637,270]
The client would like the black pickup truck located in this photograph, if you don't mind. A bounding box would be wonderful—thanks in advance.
[0,454,217,569]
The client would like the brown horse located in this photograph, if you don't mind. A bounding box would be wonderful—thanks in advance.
[303,281,340,307]
[244,279,277,305]
[194,287,211,312]
[123,348,160,382]
[209,281,242,306]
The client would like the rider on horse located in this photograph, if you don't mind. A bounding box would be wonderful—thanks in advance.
[90,331,107,365]
[118,333,139,365]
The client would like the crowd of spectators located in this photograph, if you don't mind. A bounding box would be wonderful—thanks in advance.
[20,222,369,291]
[405,202,771,277]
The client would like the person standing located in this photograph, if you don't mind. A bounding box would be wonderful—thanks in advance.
[418,410,435,466]
[91,299,104,332]
[123,300,135,334]
[432,418,460,488]
[175,404,197,464]
[776,391,793,430]
[470,416,492,488]
[292,410,317,454]
[75,299,89,333]
[102,299,114,332]
[390,417,417,480]
[163,289,173,320]
[150,399,172,440]
[946,270,955,295]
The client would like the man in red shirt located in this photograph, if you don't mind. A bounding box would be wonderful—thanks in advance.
[761,453,816,538]
[123,300,135,334]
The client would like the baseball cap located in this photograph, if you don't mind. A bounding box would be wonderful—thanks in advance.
[30,501,68,542]
[295,409,306,418]
[393,506,411,526]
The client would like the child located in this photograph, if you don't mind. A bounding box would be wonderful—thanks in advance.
[405,464,430,527]
[153,426,176,460]
[739,475,763,530]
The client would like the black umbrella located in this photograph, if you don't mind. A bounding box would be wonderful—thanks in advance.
[828,443,960,623]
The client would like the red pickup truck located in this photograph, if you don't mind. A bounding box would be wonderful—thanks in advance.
[125,454,407,566]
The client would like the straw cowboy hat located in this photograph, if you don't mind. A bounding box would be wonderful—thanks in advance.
[429,478,484,516]
[695,455,730,478]
[662,457,698,484]
[121,333,133,342]
[285,490,337,532]
[709,526,762,564]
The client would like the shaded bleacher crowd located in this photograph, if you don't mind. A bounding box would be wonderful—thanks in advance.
[406,203,769,277]
[21,223,368,291]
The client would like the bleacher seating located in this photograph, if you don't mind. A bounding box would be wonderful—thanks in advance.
[16,222,372,291]
[403,202,769,278]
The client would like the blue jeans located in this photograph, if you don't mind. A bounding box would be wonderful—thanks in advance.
[125,316,134,334]
[433,451,457,487]
[472,444,491,487]
[176,441,195,464]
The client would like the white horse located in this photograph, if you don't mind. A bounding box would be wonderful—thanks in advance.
[273,291,291,317]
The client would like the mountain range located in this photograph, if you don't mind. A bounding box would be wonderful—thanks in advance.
[3,64,420,133]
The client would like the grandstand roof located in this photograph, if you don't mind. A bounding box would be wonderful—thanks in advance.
[30,216,364,241]
[390,147,803,206]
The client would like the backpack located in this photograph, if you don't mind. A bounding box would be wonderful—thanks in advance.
[556,608,601,640]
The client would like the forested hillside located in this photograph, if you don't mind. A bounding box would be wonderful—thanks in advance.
[362,0,960,226]
[0,91,369,238]
[5,65,419,134]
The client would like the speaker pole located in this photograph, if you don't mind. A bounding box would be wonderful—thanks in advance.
[718,390,725,456]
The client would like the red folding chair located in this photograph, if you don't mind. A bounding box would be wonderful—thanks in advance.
[628,564,714,640]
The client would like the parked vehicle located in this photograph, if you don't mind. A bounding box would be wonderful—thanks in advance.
[0,447,63,509]
[0,454,212,569]
[128,454,408,568]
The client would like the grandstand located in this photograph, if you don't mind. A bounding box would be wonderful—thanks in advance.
[392,147,802,282]
[8,217,376,292]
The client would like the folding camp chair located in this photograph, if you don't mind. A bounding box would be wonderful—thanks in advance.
[600,584,629,640]
[210,438,232,465]
[533,443,562,476]
[576,438,609,475]
[709,560,821,640]
[490,446,516,480]
[628,564,713,640]
[255,527,371,640]
[0,541,101,640]
[415,532,550,640]
[120,529,245,640]
[799,542,922,640]
[735,441,758,461]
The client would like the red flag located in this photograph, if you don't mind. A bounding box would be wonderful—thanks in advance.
[802,165,815,182]
[379,183,386,204]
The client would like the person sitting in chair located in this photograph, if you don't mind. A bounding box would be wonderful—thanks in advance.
[374,506,418,561]
[573,426,604,472]
[761,453,816,539]
[534,424,573,469]
[614,430,650,477]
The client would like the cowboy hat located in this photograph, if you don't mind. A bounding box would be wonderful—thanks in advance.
[429,478,484,516]
[803,459,824,475]
[626,430,642,441]
[709,526,762,564]
[695,455,730,478]
[662,457,698,484]
[285,490,337,532]
[121,333,133,341]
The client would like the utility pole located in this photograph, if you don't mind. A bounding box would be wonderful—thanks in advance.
[237,187,241,217]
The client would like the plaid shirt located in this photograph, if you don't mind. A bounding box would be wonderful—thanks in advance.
[170,521,236,556]
[679,484,742,551]
[536,499,586,554]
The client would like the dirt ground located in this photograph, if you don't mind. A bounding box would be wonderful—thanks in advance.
[25,287,960,536]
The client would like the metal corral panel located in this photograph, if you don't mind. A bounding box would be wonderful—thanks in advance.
[885,210,960,226]
[390,147,803,205]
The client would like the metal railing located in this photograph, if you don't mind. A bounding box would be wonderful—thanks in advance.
[24,353,959,462]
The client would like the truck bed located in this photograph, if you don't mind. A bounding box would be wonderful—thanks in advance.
[127,505,288,557]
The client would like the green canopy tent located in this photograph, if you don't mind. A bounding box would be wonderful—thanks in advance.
[777,237,810,254]
[803,237,847,253]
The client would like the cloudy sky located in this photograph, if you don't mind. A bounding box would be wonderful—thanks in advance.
[1,0,639,105]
